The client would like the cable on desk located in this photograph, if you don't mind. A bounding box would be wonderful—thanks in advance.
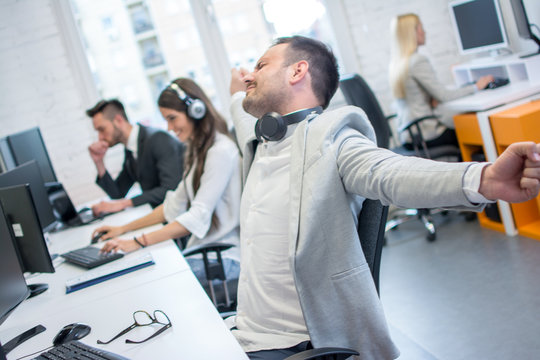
[15,345,53,360]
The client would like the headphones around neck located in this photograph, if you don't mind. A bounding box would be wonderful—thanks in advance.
[168,82,207,121]
[255,106,323,142]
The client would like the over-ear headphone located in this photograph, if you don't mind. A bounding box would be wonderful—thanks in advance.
[255,106,323,142]
[168,82,207,121]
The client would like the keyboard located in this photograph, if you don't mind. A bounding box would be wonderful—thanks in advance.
[32,340,129,360]
[65,253,155,294]
[61,246,124,269]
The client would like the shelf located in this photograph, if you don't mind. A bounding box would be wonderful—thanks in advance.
[454,112,505,234]
[518,221,540,241]
[452,54,540,87]
[477,213,505,233]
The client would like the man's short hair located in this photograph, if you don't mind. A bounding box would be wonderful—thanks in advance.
[86,99,128,121]
[273,36,339,109]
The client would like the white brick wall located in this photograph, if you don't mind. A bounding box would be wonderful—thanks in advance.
[0,0,115,206]
[341,0,471,115]
[1,0,538,208]
[339,0,540,115]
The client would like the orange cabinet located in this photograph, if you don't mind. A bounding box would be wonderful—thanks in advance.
[454,113,505,234]
[455,100,540,240]
[489,101,540,240]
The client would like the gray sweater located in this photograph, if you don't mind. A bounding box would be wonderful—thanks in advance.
[231,95,483,359]
[395,53,476,143]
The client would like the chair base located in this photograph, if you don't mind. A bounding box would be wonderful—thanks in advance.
[386,208,441,242]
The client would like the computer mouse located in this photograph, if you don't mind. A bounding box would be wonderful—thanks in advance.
[91,231,107,244]
[53,323,91,346]
[78,206,91,214]
[485,77,509,89]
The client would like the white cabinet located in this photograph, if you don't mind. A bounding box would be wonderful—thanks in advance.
[452,54,540,86]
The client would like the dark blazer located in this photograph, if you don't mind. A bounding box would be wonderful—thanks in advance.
[96,124,184,208]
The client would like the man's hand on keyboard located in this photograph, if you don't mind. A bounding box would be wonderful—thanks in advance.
[101,237,141,253]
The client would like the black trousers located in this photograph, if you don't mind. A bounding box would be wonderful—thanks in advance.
[246,341,312,360]
[403,128,459,150]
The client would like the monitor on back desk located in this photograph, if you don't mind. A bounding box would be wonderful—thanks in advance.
[510,0,540,57]
[449,0,509,56]
[0,161,56,232]
[6,127,58,183]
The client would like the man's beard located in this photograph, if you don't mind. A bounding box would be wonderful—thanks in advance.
[110,125,123,146]
[242,86,285,119]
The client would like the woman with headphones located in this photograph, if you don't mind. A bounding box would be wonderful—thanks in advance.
[94,77,241,286]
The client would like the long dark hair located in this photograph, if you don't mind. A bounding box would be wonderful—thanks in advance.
[158,78,230,228]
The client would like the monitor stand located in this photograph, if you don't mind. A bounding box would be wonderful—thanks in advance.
[1,325,46,356]
[519,50,540,59]
[28,283,48,299]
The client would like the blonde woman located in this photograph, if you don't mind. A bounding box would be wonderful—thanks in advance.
[389,13,493,149]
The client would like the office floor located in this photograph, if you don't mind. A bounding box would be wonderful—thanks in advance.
[380,211,540,360]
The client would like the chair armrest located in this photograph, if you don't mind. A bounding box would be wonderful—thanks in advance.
[385,113,397,121]
[398,115,438,133]
[44,181,63,194]
[284,347,359,360]
[181,241,235,257]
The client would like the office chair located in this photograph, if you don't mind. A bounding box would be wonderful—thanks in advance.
[339,73,461,241]
[284,198,388,360]
[182,242,238,315]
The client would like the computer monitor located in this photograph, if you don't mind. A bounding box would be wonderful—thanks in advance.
[7,127,58,183]
[449,0,509,56]
[0,184,55,279]
[510,0,540,57]
[0,161,56,232]
[0,203,29,327]
[0,202,31,360]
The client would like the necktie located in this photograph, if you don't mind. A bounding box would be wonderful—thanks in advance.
[125,149,137,177]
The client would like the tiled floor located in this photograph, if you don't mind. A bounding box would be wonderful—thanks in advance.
[380,211,540,360]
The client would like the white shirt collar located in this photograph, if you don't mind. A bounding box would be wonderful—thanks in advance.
[126,124,140,157]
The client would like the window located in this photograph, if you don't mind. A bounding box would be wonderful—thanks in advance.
[70,0,346,126]
[140,38,165,68]
[129,3,154,34]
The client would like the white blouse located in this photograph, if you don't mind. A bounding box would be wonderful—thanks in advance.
[163,132,241,261]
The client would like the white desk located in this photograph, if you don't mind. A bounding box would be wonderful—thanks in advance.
[441,81,540,113]
[1,271,247,360]
[0,205,248,359]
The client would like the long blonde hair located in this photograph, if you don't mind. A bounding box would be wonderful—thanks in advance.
[389,13,421,99]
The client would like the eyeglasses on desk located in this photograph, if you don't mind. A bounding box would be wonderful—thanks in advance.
[97,310,172,345]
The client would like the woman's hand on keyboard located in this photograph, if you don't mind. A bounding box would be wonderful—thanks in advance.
[100,237,140,253]
[92,225,125,241]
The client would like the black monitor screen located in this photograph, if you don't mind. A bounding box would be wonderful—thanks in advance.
[0,184,55,274]
[510,0,533,39]
[451,0,506,52]
[0,202,29,326]
[0,161,56,231]
[7,127,58,183]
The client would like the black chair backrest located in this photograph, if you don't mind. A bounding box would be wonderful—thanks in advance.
[357,198,388,294]
[339,74,391,149]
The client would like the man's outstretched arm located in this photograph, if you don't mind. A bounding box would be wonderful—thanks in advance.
[479,142,540,203]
